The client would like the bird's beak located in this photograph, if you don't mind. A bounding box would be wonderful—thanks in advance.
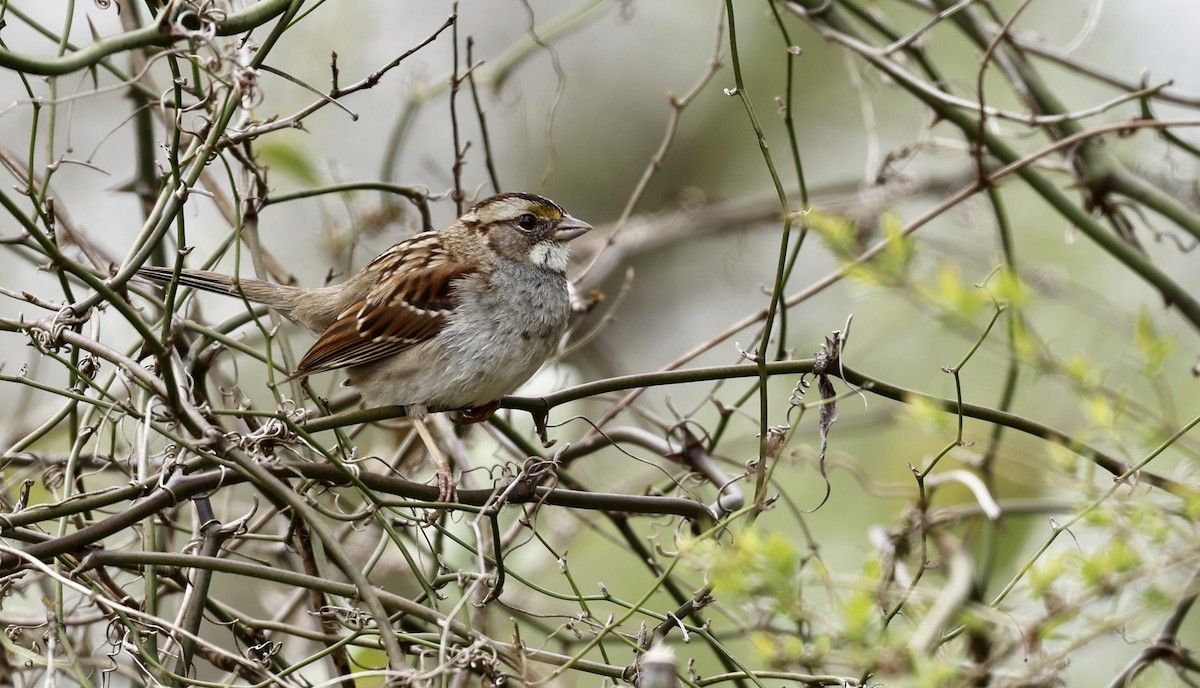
[553,216,592,242]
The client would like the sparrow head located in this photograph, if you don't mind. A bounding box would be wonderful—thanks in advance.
[462,193,591,271]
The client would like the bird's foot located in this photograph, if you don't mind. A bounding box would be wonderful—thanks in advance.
[421,462,458,525]
[435,464,457,506]
[456,400,502,425]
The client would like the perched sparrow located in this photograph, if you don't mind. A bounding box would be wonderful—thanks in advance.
[138,192,592,501]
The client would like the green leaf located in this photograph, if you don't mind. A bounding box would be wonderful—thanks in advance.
[808,210,859,260]
[991,266,1034,307]
[840,590,877,644]
[257,140,324,186]
[1080,538,1141,591]
[1133,307,1174,377]
[913,655,962,687]
[1028,551,1066,598]
[1081,393,1117,430]
[873,213,914,286]
[918,263,989,326]
[903,393,951,432]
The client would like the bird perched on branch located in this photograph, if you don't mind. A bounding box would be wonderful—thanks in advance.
[138,192,592,503]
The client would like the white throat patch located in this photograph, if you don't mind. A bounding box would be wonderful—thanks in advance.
[528,242,570,272]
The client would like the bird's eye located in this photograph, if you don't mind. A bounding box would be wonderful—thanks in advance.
[516,213,538,231]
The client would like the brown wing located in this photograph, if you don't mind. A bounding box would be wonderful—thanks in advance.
[290,243,477,378]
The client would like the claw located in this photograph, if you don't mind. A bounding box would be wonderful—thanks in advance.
[456,399,501,425]
[435,463,457,505]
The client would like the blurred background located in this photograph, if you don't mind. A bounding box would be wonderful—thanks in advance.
[2,1,1200,686]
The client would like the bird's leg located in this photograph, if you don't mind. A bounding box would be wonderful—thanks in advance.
[405,404,457,507]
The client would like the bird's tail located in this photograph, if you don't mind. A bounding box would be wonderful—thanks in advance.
[136,266,302,314]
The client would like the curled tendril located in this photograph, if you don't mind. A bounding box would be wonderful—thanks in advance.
[233,65,264,110]
[30,320,66,354]
[788,376,811,407]
[340,606,371,631]
[77,353,101,381]
[227,417,299,457]
[246,640,282,665]
[763,424,789,460]
[42,465,65,491]
[170,1,225,42]
[230,42,265,110]
[281,402,311,424]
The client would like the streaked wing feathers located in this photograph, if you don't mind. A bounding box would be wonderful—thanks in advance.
[291,242,476,378]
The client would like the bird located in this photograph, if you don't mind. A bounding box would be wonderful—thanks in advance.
[137,192,592,503]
